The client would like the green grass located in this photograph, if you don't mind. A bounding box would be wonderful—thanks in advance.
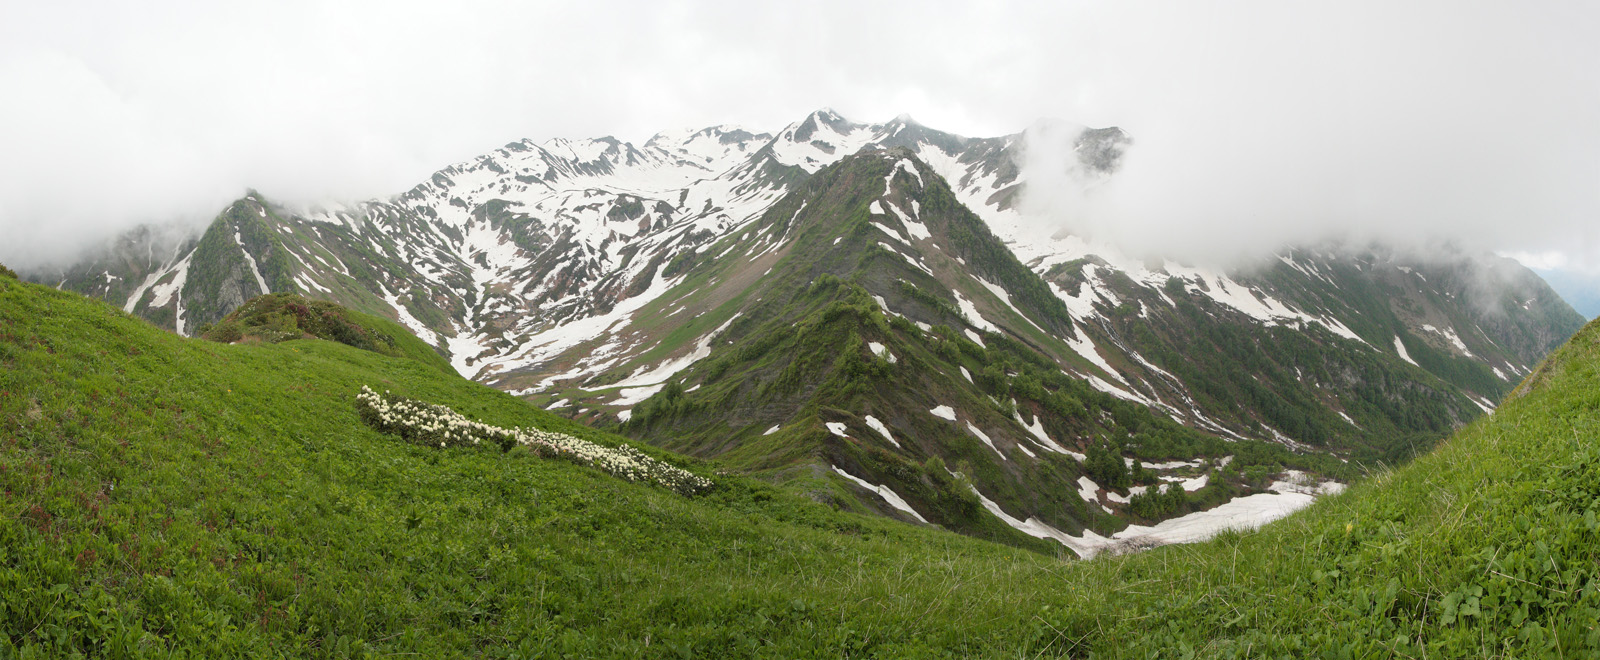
[197,292,454,376]
[5,273,1600,657]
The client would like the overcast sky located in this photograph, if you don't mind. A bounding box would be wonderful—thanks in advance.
[1,0,1596,274]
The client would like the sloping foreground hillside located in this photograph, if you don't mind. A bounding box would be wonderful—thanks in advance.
[3,272,1599,657]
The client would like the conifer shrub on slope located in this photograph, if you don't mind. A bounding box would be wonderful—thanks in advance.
[3,276,1600,657]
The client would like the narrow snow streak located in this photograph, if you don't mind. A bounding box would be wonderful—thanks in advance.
[965,422,1005,460]
[832,466,929,523]
[1393,336,1418,366]
[863,415,900,448]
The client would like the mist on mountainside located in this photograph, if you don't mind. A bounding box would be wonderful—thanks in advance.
[1529,269,1600,319]
[1015,3,1597,272]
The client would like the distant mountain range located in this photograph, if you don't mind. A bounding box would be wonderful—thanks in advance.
[1529,267,1600,319]
[31,109,1584,549]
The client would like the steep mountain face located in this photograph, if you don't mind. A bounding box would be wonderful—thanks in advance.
[36,109,1584,553]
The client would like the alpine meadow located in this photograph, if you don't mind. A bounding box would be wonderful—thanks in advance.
[5,2,1600,657]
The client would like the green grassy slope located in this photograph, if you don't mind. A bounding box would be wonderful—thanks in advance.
[5,271,1600,657]
[198,292,455,376]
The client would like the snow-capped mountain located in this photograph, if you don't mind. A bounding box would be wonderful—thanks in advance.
[37,109,1583,553]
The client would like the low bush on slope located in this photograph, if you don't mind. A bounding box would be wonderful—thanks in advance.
[198,292,454,375]
[4,277,1600,657]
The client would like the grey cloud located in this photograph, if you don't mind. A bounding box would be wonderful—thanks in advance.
[1017,2,1600,266]
[0,0,1594,273]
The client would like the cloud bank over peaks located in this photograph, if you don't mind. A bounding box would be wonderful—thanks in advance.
[1016,2,1599,269]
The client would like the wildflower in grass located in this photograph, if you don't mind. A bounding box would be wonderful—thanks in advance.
[355,386,713,496]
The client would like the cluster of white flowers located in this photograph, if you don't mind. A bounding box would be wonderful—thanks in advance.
[356,386,713,496]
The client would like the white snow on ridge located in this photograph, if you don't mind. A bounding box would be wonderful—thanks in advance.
[929,405,957,421]
[1076,476,1101,505]
[960,467,1332,560]
[969,484,1110,558]
[380,286,441,346]
[825,422,850,437]
[610,383,664,406]
[1421,324,1474,357]
[870,221,908,244]
[952,289,1000,333]
[977,278,1047,335]
[147,254,191,309]
[295,273,331,294]
[898,210,932,241]
[766,113,878,173]
[1064,326,1126,385]
[496,270,687,379]
[832,465,929,523]
[867,341,897,364]
[965,422,1005,459]
[893,159,924,187]
[124,252,185,313]
[1140,459,1200,470]
[1393,336,1418,366]
[1107,492,1315,547]
[1269,470,1345,496]
[864,415,900,448]
[611,313,741,389]
[1014,411,1080,458]
[233,230,270,295]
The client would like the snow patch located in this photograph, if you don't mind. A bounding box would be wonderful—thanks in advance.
[929,405,956,421]
[1105,492,1316,547]
[1393,336,1418,366]
[379,286,441,347]
[1077,476,1101,504]
[825,422,850,438]
[969,484,1110,558]
[977,277,1047,335]
[233,230,270,295]
[1269,470,1345,496]
[832,466,928,523]
[1013,411,1078,458]
[611,313,740,389]
[1422,324,1474,357]
[965,423,1004,459]
[864,415,900,448]
[867,341,897,364]
[1064,325,1126,385]
[952,289,1000,333]
[611,384,665,406]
